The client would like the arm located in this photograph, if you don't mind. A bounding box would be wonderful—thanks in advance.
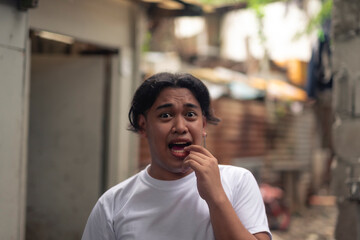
[207,193,270,240]
[183,145,270,240]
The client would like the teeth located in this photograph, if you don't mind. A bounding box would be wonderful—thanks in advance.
[168,142,191,149]
[172,149,185,153]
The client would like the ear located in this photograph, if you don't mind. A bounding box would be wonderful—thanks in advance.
[138,114,147,138]
[202,116,207,136]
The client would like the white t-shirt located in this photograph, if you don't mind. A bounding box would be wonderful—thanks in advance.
[82,165,271,240]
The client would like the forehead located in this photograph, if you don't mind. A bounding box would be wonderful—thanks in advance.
[153,87,199,106]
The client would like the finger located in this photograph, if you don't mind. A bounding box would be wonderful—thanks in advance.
[185,145,213,157]
[183,159,204,173]
[188,151,206,158]
[186,150,218,166]
[185,152,207,165]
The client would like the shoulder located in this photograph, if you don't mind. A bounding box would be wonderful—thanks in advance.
[219,164,253,180]
[97,171,143,213]
[82,172,145,240]
[105,172,142,196]
[218,165,259,193]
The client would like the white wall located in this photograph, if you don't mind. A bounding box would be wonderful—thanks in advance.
[29,0,132,48]
[0,0,146,239]
[28,0,144,184]
[27,56,106,239]
[0,1,29,240]
[221,1,321,62]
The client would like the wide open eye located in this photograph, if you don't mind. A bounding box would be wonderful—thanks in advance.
[185,111,197,118]
[159,113,172,119]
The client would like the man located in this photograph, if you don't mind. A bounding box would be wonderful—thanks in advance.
[82,72,271,240]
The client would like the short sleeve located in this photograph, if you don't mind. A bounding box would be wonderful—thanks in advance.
[232,170,272,238]
[81,198,116,240]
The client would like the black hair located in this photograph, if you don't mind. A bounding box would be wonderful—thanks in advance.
[128,72,220,132]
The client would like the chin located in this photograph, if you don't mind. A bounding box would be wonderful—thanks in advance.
[177,166,191,174]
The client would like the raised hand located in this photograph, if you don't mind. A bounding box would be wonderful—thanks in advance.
[182,145,227,205]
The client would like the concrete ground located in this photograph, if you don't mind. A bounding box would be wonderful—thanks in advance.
[271,205,338,240]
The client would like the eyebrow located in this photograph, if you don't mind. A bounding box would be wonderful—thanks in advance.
[155,103,199,110]
[184,103,199,109]
[155,103,173,110]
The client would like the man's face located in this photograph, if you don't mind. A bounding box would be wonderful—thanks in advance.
[139,87,206,180]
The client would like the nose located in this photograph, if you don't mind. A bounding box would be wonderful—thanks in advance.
[172,116,188,134]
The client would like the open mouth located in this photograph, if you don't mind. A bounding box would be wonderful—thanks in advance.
[168,142,191,149]
[168,141,191,158]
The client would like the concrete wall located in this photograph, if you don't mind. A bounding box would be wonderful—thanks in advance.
[27,55,106,240]
[28,0,132,48]
[331,0,360,239]
[25,1,146,238]
[0,1,29,239]
[0,0,146,239]
[27,0,144,185]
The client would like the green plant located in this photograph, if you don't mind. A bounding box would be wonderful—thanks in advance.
[198,0,281,46]
[198,0,333,42]
[295,0,332,41]
[142,31,152,53]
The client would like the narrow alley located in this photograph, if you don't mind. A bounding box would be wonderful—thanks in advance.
[272,205,337,240]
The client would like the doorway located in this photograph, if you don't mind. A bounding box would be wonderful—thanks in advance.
[26,30,118,240]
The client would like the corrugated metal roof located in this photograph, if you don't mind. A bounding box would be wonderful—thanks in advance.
[140,0,201,9]
[138,0,212,13]
[134,0,246,16]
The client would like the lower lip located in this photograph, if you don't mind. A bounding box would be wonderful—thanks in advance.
[170,148,189,159]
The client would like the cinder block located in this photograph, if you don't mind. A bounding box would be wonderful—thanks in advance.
[333,68,351,115]
[332,0,360,39]
[333,119,360,161]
